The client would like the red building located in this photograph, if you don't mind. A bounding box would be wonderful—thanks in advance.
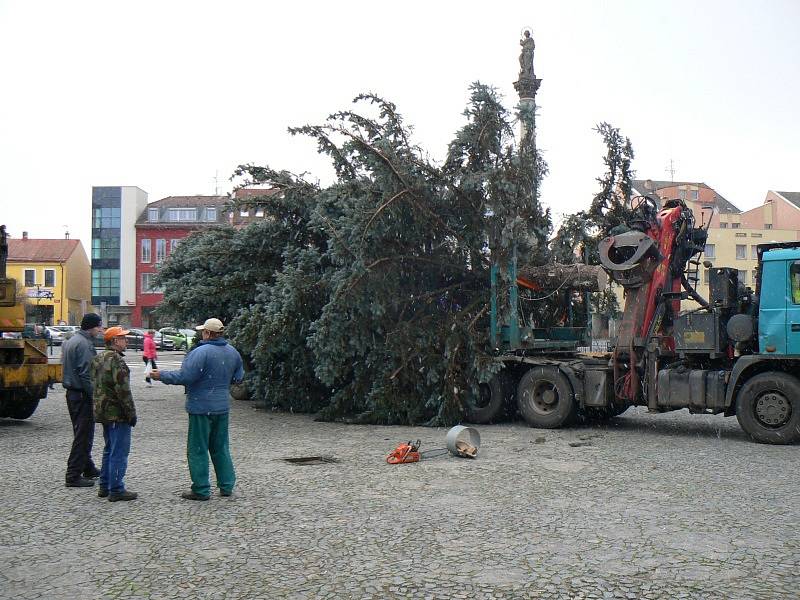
[133,196,227,328]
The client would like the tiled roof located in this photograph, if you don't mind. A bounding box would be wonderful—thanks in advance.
[776,191,800,209]
[8,238,80,262]
[631,180,740,214]
[136,196,228,225]
[233,188,281,199]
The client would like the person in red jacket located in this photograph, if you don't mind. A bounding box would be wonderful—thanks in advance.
[143,330,158,386]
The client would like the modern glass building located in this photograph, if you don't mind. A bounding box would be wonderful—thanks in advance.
[91,187,122,306]
[90,186,147,326]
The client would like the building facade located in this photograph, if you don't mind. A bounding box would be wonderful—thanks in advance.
[7,233,91,325]
[91,186,148,326]
[630,180,799,309]
[133,196,227,328]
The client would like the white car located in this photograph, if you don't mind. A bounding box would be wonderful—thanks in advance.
[46,325,79,345]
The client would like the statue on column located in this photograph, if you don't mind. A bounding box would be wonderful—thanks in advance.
[519,29,535,79]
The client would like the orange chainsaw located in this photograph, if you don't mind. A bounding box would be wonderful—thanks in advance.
[386,439,421,464]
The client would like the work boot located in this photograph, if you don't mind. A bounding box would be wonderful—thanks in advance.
[83,466,101,479]
[98,487,109,498]
[181,491,209,501]
[108,490,138,502]
[220,489,233,497]
[65,477,95,488]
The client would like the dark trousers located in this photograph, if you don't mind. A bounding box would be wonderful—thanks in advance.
[65,389,96,481]
[100,422,132,494]
[143,357,157,383]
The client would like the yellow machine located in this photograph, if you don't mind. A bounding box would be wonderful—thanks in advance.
[0,225,61,419]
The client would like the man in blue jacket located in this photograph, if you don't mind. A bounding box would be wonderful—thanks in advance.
[151,318,244,501]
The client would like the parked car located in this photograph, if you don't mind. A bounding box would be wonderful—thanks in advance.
[128,328,174,351]
[46,325,79,345]
[158,327,196,351]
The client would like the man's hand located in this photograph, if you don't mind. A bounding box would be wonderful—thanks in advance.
[150,369,160,380]
[129,416,137,428]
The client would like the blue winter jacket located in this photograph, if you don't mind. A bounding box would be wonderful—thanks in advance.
[159,338,244,415]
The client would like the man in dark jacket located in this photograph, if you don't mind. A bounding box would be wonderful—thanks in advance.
[152,318,244,501]
[91,326,137,502]
[61,313,103,487]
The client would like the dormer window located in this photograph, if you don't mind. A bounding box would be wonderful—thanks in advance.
[148,208,159,222]
[168,208,197,222]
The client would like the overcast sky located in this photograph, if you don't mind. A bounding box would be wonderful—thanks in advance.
[1,0,799,249]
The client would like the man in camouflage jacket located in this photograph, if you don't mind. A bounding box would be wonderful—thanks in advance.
[91,326,138,502]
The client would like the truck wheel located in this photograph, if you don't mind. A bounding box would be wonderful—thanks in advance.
[736,373,800,444]
[466,373,508,423]
[516,366,576,429]
[6,399,40,420]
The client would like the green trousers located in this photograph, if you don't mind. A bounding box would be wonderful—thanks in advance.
[187,413,235,497]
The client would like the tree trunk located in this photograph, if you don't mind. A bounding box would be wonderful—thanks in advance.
[517,263,607,291]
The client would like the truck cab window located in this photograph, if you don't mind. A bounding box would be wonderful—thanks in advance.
[791,262,800,305]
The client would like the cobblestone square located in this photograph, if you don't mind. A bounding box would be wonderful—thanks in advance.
[1,351,798,599]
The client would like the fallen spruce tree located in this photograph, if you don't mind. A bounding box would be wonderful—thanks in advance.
[156,88,631,425]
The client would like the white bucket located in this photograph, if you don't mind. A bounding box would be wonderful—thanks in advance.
[446,425,481,458]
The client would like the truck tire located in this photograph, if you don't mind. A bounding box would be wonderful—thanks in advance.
[466,373,508,424]
[516,366,576,429]
[5,399,40,420]
[736,372,800,444]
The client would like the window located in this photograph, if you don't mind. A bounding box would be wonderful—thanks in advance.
[156,239,166,262]
[765,224,773,230]
[141,239,152,263]
[704,244,715,259]
[92,207,121,229]
[167,208,197,222]
[255,208,264,217]
[751,233,762,238]
[24,269,35,286]
[91,236,120,260]
[703,269,710,284]
[91,269,120,297]
[148,208,159,222]
[206,207,217,221]
[141,273,159,294]
[679,189,687,200]
[44,269,55,287]
[791,262,800,304]
[731,223,740,229]
[736,245,746,260]
[719,222,728,229]
[171,239,181,252]
[690,189,699,200]
[751,246,758,260]
[740,270,748,285]
[240,208,249,217]
[752,269,758,284]
[735,233,747,238]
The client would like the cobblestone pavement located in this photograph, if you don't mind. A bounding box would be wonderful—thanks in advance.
[2,351,799,599]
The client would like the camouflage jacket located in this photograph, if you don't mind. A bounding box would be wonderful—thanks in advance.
[90,349,136,424]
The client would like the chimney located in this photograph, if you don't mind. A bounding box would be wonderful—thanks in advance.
[22,231,28,240]
[65,231,70,239]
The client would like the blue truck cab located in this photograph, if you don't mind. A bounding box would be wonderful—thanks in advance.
[757,246,800,355]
